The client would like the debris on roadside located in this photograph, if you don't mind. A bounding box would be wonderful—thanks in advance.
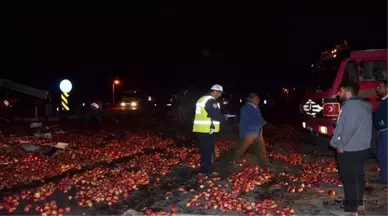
[55,130,65,134]
[30,122,42,128]
[34,132,52,139]
[0,161,12,167]
[53,142,69,149]
[20,144,40,152]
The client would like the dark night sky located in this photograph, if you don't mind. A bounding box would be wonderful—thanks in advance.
[0,1,386,100]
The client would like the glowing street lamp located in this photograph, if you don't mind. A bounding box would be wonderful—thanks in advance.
[59,79,72,93]
[112,79,120,105]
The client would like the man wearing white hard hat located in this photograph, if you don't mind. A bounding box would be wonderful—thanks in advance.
[193,84,228,176]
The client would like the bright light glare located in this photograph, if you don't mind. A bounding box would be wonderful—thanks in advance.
[130,102,137,107]
[239,99,242,103]
[319,126,328,134]
[148,96,152,101]
[120,102,126,107]
[114,80,120,85]
[263,100,267,104]
[166,104,172,106]
[82,103,85,106]
[59,79,72,93]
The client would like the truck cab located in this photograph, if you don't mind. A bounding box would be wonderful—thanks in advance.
[301,42,387,142]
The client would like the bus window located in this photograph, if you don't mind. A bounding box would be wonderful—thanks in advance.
[360,60,387,81]
[342,60,358,84]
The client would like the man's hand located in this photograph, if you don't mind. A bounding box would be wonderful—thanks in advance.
[337,149,344,153]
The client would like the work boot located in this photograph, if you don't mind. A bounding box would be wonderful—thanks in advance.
[206,172,219,178]
[261,163,277,173]
[212,171,220,175]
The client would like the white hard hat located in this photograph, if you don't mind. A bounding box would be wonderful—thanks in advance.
[210,84,224,92]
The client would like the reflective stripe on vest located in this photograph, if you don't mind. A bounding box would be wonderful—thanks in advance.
[192,95,221,133]
[90,102,99,110]
[193,120,220,125]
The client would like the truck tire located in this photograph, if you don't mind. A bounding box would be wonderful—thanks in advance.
[299,132,335,157]
[306,132,331,147]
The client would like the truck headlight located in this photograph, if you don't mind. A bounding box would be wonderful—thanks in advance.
[319,126,328,134]
[130,101,137,107]
[120,102,126,107]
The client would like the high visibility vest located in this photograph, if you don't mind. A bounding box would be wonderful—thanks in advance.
[193,95,221,133]
[90,102,100,111]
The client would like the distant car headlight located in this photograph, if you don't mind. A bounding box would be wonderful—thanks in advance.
[130,101,137,107]
[120,102,126,107]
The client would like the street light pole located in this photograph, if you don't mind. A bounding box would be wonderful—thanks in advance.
[112,80,120,105]
[112,83,115,105]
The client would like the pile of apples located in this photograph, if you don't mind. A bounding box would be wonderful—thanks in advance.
[0,124,382,216]
[0,134,174,189]
[0,136,238,215]
[179,166,295,216]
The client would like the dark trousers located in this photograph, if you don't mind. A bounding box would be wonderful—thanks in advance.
[197,133,217,175]
[337,148,370,212]
[377,130,388,184]
[85,112,102,125]
[234,135,269,167]
[371,127,378,156]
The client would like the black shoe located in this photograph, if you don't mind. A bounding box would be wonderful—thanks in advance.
[261,163,277,172]
[206,172,219,178]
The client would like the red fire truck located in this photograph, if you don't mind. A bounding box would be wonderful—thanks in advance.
[301,41,387,144]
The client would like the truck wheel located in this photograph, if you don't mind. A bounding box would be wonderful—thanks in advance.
[305,132,331,147]
[300,132,335,157]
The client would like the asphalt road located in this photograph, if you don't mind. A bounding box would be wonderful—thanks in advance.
[0,111,386,216]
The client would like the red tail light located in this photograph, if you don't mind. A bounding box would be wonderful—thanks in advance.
[323,103,340,117]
